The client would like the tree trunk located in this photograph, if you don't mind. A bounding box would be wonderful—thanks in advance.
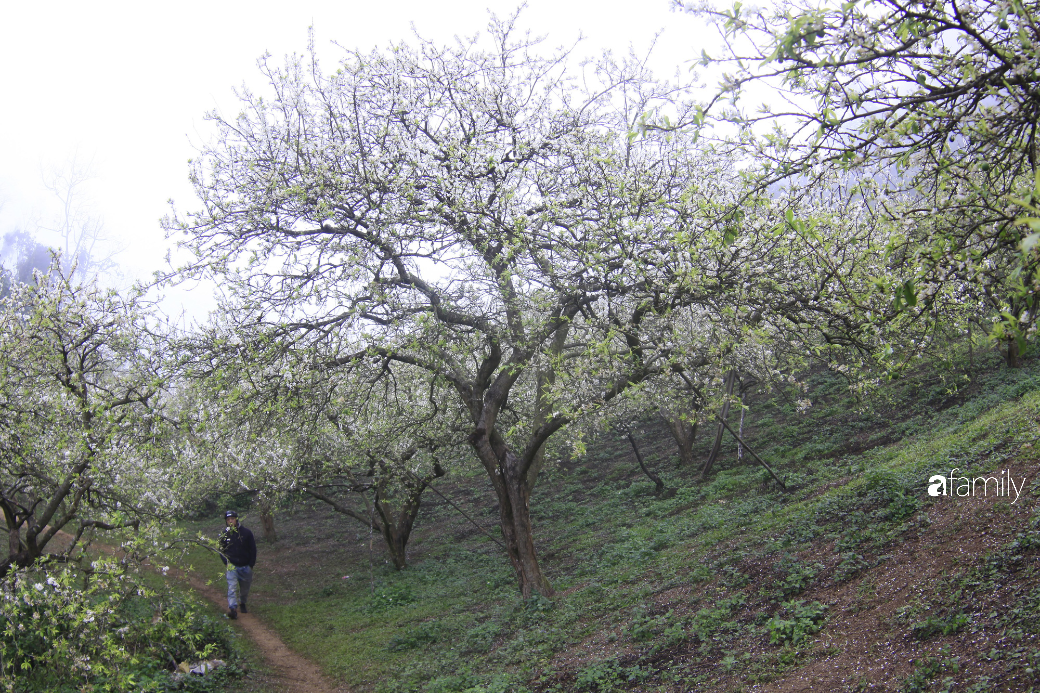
[500,471,552,598]
[376,507,411,571]
[373,481,429,571]
[2,504,42,578]
[700,369,737,480]
[736,395,746,463]
[967,322,974,382]
[527,325,570,491]
[470,433,552,599]
[305,487,401,568]
[6,522,23,561]
[0,547,42,579]
[307,461,442,571]
[259,509,277,543]
[528,369,552,491]
[663,414,697,468]
[627,433,664,496]
[1007,337,1021,368]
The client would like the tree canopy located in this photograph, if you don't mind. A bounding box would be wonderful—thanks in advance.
[164,6,1010,596]
[682,0,1040,363]
[0,269,169,576]
[163,13,733,596]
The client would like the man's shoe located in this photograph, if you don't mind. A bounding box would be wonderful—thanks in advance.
[228,607,237,620]
[239,602,247,613]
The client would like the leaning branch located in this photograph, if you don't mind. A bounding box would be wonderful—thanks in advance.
[714,414,787,491]
[303,487,378,530]
[404,469,507,551]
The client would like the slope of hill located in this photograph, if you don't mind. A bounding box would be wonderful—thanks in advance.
[217,350,1040,693]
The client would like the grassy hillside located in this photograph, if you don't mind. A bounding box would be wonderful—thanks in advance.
[205,350,1040,692]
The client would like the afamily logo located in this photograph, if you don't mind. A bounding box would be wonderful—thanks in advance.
[927,468,1026,504]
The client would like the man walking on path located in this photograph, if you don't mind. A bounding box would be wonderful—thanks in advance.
[219,510,256,619]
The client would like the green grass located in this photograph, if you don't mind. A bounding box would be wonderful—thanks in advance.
[169,349,1040,692]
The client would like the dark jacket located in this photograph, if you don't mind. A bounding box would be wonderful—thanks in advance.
[219,524,256,568]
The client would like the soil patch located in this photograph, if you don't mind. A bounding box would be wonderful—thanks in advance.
[178,568,349,693]
[741,462,1040,692]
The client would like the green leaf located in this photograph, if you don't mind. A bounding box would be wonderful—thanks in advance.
[1020,230,1040,253]
[903,280,917,307]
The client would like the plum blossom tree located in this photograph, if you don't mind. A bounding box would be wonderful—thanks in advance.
[174,307,464,569]
[162,14,719,597]
[299,364,463,571]
[0,268,171,577]
[585,165,977,481]
[679,0,1040,364]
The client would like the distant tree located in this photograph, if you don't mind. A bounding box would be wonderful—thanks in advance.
[0,158,122,297]
[40,157,122,283]
[680,0,1040,364]
[0,268,169,577]
[299,362,466,571]
[0,230,52,298]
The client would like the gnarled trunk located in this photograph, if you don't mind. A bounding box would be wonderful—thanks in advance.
[663,414,697,468]
[1,501,47,577]
[1007,337,1021,369]
[379,520,410,571]
[0,514,139,579]
[0,546,42,579]
[305,461,442,571]
[259,509,278,542]
[373,487,425,571]
[470,432,553,599]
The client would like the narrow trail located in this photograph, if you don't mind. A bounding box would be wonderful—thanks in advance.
[56,532,349,693]
[178,569,348,693]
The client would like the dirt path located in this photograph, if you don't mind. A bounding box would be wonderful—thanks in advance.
[56,531,348,693]
[179,570,349,693]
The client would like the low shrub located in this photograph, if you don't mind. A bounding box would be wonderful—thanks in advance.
[766,600,827,646]
[0,559,239,692]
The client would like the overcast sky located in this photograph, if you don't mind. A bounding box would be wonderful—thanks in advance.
[0,0,711,320]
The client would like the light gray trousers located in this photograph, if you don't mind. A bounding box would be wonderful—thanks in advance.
[226,565,253,609]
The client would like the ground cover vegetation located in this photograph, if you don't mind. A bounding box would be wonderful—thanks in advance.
[192,346,1040,692]
[0,527,252,692]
